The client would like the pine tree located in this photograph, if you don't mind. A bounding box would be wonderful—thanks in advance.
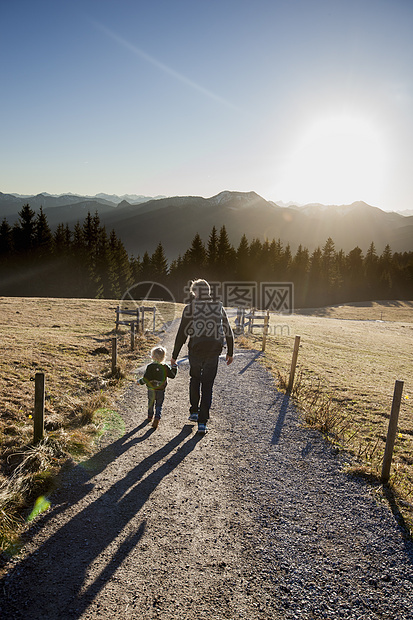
[269,239,284,279]
[0,218,14,296]
[140,251,152,281]
[346,246,364,301]
[102,228,130,300]
[0,218,13,256]
[335,249,347,302]
[235,234,249,280]
[67,221,89,296]
[321,237,339,304]
[260,240,271,280]
[167,253,184,301]
[216,225,236,279]
[72,221,83,250]
[290,244,310,307]
[50,223,74,296]
[82,212,99,253]
[364,242,379,295]
[81,212,106,297]
[13,203,36,253]
[281,243,292,278]
[379,244,393,297]
[247,238,263,281]
[184,233,206,272]
[308,247,323,306]
[130,254,142,284]
[34,207,54,258]
[151,242,169,281]
[54,223,72,255]
[206,226,219,278]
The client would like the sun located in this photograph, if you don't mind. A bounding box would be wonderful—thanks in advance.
[277,113,386,205]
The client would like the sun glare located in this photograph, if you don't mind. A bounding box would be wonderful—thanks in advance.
[277,114,386,205]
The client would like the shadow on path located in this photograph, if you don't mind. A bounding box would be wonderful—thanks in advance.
[271,393,292,445]
[350,473,413,558]
[0,425,202,619]
[238,351,262,375]
[9,420,153,541]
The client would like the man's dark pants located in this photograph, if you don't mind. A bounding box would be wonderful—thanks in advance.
[188,353,220,424]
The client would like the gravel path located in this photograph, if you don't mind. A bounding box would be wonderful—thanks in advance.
[1,322,412,619]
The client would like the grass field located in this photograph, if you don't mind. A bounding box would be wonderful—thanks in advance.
[0,297,178,441]
[238,300,413,522]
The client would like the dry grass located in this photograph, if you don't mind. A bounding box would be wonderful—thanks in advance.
[234,300,413,530]
[0,297,181,554]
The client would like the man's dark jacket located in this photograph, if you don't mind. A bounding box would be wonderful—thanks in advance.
[172,299,234,360]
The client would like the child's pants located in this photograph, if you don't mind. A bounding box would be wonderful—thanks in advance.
[147,388,165,419]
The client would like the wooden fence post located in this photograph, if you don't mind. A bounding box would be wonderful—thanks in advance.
[287,335,301,392]
[262,310,270,352]
[235,307,246,334]
[235,308,240,333]
[130,322,135,351]
[141,307,145,333]
[111,337,117,375]
[34,372,45,443]
[381,380,404,483]
[248,308,255,334]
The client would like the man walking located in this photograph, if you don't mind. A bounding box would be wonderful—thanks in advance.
[171,279,234,434]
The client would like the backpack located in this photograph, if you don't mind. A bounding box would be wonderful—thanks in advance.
[188,300,225,354]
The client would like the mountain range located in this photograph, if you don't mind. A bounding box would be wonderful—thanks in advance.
[1,190,412,259]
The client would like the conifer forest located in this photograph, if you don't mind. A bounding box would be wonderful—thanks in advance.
[0,204,412,307]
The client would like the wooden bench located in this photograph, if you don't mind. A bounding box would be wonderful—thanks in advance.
[245,308,269,333]
[115,305,157,332]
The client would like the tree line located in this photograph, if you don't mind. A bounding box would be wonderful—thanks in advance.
[0,204,412,307]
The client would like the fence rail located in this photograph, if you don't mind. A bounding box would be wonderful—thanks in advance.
[115,305,156,333]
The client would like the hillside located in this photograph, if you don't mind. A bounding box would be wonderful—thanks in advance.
[1,190,412,259]
[99,193,413,258]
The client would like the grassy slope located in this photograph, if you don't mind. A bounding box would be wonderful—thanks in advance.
[0,297,179,444]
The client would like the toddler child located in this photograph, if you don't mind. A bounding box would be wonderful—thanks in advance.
[138,346,177,429]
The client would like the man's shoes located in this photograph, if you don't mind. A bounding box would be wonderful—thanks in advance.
[152,418,159,429]
[188,412,199,421]
[147,415,153,421]
[197,423,208,434]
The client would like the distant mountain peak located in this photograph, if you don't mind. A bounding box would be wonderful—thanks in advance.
[117,199,132,208]
[209,190,262,205]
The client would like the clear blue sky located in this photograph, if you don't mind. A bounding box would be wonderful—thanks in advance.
[1,0,412,211]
